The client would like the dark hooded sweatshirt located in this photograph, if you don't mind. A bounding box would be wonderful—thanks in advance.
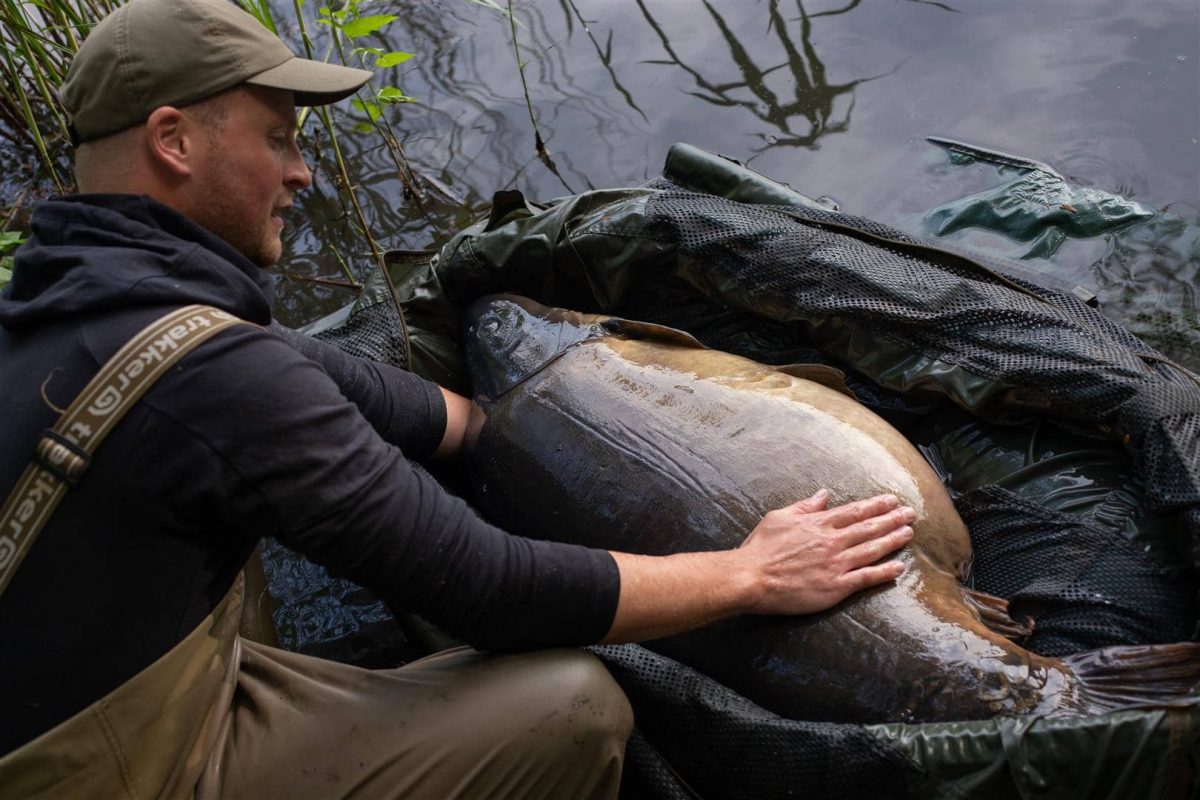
[0,195,619,755]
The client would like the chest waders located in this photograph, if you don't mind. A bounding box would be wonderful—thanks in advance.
[0,578,245,798]
[0,306,252,798]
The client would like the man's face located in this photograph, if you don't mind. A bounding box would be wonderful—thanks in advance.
[185,86,311,266]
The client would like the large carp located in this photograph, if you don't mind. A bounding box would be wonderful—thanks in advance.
[464,294,1200,723]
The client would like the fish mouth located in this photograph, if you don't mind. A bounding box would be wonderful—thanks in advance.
[464,294,610,403]
[463,294,707,403]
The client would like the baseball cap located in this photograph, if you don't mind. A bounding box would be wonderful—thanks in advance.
[61,0,373,143]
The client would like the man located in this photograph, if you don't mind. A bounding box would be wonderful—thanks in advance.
[0,0,915,797]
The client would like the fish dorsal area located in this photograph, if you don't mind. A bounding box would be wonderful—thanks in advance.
[529,331,971,575]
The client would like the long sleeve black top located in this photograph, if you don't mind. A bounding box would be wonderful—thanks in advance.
[0,195,619,754]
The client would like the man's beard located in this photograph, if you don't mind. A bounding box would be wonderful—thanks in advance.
[192,195,281,267]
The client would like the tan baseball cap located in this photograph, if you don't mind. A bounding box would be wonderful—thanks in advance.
[61,0,373,143]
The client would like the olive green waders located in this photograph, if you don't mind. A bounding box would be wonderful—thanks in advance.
[1,576,632,799]
[0,307,632,798]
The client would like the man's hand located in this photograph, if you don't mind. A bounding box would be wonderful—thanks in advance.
[735,490,914,616]
[603,491,914,644]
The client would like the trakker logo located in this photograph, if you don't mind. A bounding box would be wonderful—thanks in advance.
[0,306,247,596]
[0,472,55,569]
[88,312,229,418]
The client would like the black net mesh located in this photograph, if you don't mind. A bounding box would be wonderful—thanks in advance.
[958,486,1197,656]
[591,644,922,800]
[311,297,410,371]
[1125,404,1200,510]
[618,730,694,800]
[633,188,1158,379]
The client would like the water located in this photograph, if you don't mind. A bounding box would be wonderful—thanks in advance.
[256,0,1200,365]
[3,1,1195,361]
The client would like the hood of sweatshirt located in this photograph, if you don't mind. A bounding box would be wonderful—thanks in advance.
[0,194,274,331]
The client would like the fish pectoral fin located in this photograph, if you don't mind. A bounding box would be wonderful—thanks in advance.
[963,587,1034,641]
[774,363,855,397]
[601,318,706,349]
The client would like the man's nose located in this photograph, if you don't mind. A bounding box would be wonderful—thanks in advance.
[285,142,313,190]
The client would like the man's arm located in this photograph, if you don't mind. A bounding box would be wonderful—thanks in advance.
[437,386,915,641]
[433,387,476,459]
[270,324,478,462]
[603,491,914,643]
[430,389,914,643]
[268,321,448,457]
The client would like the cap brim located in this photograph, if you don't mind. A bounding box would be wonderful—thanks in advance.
[246,57,372,106]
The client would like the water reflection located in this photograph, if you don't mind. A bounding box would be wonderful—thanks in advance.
[635,0,894,153]
[562,0,649,124]
[280,0,910,320]
[1,0,1194,364]
[273,0,666,323]
[389,1,635,194]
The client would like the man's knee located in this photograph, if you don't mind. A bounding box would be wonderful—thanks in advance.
[498,649,632,799]
[422,648,631,799]
[526,649,633,746]
[409,646,632,750]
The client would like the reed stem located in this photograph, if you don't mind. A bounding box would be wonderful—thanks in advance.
[506,0,548,157]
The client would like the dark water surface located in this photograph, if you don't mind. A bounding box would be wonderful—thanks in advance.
[264,0,1198,366]
[0,1,1194,356]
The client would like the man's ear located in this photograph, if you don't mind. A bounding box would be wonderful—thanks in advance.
[143,106,195,179]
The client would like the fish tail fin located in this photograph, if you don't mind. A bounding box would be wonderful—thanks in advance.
[1065,642,1200,713]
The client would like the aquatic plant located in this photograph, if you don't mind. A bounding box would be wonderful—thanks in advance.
[0,0,117,197]
[0,231,24,289]
[504,0,545,160]
[278,0,419,291]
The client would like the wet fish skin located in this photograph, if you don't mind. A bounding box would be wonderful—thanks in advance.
[463,294,1189,723]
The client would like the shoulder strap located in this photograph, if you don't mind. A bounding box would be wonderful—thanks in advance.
[0,305,253,599]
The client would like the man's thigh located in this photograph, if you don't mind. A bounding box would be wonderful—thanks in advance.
[199,643,632,800]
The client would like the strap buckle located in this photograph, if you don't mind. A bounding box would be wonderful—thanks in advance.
[33,430,91,487]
